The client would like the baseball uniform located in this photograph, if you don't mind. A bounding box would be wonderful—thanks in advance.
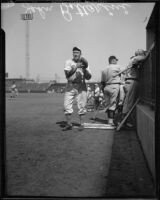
[64,59,91,115]
[122,55,145,114]
[101,64,122,111]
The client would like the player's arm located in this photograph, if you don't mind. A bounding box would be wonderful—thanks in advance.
[83,67,92,80]
[132,54,149,64]
[131,48,153,66]
[112,65,128,78]
[80,57,91,80]
[64,61,82,79]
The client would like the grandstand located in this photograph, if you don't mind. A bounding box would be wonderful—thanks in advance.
[6,78,49,93]
[6,78,100,94]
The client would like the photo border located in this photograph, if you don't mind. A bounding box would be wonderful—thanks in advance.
[1,0,159,199]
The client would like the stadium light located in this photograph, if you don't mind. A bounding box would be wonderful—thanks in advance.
[21,13,33,80]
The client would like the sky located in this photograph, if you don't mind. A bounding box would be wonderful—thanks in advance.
[1,2,155,82]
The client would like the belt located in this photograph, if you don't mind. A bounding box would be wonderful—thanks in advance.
[68,81,79,84]
[125,78,138,81]
[105,82,120,85]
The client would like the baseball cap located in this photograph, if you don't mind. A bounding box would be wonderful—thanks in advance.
[108,55,118,63]
[73,47,81,52]
[135,49,145,56]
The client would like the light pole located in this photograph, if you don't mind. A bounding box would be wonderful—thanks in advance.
[21,13,33,80]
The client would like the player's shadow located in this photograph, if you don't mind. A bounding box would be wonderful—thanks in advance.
[56,121,80,128]
[90,117,108,124]
[56,121,67,128]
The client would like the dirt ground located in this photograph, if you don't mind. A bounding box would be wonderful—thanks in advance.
[5,93,155,197]
[106,129,155,197]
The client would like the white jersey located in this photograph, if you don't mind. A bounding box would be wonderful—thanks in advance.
[64,59,91,83]
[11,84,16,90]
[101,64,122,84]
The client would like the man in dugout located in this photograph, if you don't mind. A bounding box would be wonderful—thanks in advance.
[121,48,152,128]
[101,55,123,125]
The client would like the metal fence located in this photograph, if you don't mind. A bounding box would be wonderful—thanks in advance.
[139,44,156,109]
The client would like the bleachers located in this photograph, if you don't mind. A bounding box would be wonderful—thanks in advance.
[6,80,49,93]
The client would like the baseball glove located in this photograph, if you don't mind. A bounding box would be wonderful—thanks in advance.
[80,57,88,69]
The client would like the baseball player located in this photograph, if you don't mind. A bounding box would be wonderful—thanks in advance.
[101,56,123,125]
[94,84,100,107]
[122,49,151,127]
[10,81,18,98]
[86,85,94,111]
[117,74,126,114]
[87,85,92,102]
[63,47,92,130]
[15,88,19,96]
[93,83,101,119]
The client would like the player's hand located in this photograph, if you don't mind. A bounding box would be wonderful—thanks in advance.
[80,57,88,69]
[76,62,83,68]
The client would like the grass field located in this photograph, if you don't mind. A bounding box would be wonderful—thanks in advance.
[5,93,155,197]
[6,93,115,197]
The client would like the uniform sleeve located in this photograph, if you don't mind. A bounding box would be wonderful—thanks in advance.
[133,55,146,63]
[128,59,134,68]
[64,60,72,71]
[84,66,92,80]
[128,56,145,68]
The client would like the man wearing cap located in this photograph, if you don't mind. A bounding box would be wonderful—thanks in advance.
[122,49,151,127]
[63,47,92,130]
[101,56,123,125]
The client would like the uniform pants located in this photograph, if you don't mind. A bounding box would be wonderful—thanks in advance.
[94,96,100,110]
[122,80,138,114]
[118,84,125,106]
[64,83,87,115]
[103,84,120,111]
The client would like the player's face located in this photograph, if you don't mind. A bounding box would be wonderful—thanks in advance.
[111,59,117,64]
[138,50,145,56]
[73,51,81,62]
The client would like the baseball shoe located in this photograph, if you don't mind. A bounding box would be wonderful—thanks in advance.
[107,122,115,126]
[108,118,115,126]
[62,124,72,131]
[78,124,84,131]
[126,122,134,128]
[120,122,135,130]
